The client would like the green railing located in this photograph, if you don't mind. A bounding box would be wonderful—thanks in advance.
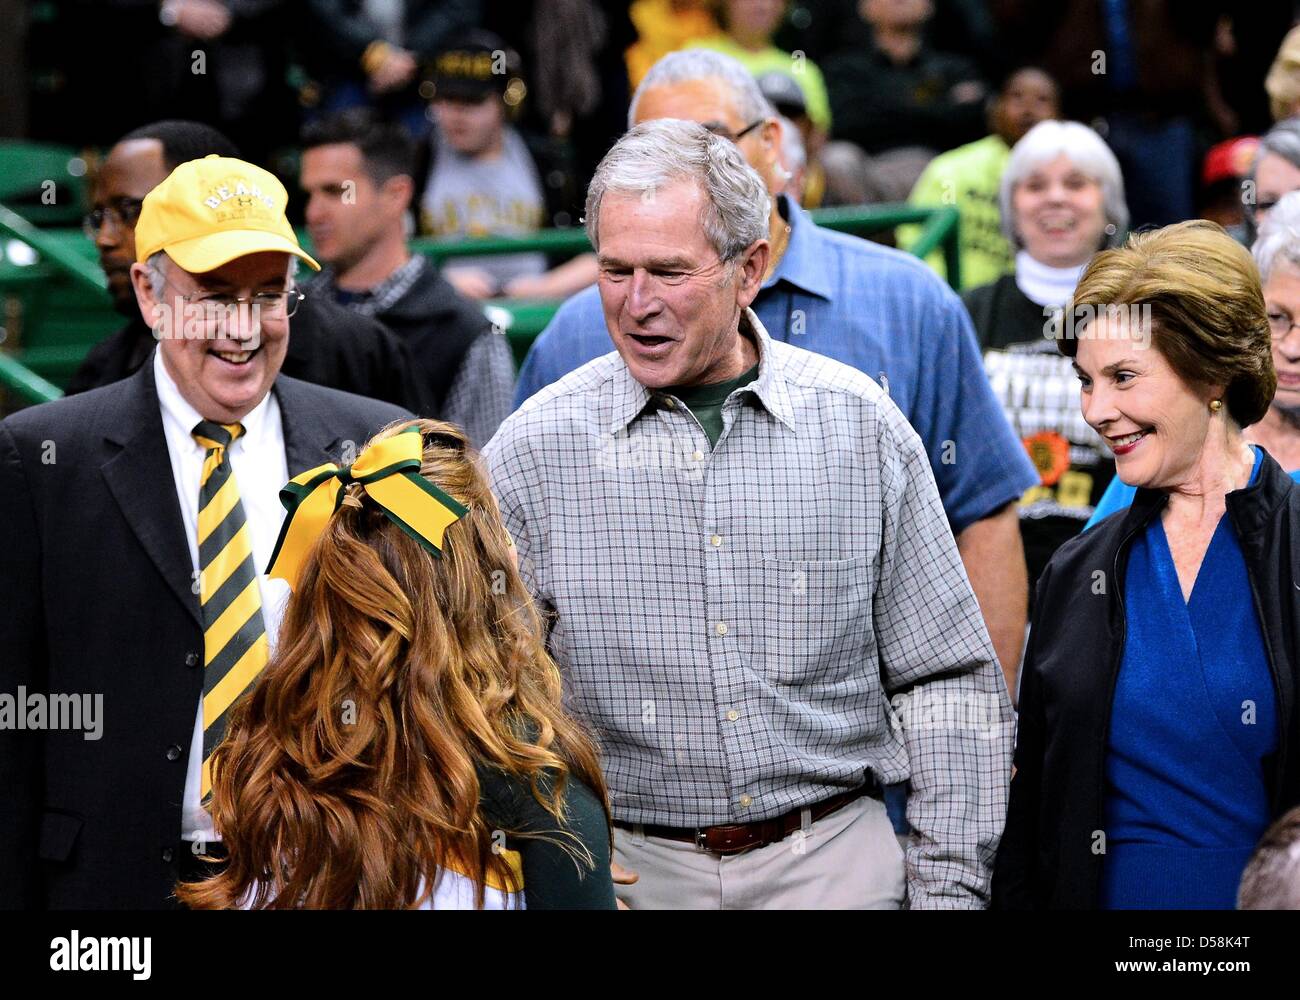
[1,203,961,408]
[413,203,962,289]
[0,349,64,404]
[0,203,108,294]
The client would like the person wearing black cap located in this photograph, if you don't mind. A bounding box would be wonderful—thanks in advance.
[757,70,825,207]
[298,0,481,134]
[414,30,594,302]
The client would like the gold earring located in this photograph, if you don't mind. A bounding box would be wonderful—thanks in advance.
[1209,399,1223,413]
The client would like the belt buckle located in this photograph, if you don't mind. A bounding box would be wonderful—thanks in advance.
[694,827,709,851]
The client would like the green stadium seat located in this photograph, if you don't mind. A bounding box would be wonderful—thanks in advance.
[0,141,91,227]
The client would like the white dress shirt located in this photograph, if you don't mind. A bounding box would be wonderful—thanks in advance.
[153,350,291,842]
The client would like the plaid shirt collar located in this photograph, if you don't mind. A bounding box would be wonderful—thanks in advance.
[607,307,797,435]
[317,253,428,316]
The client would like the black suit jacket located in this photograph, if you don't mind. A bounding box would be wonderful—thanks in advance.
[0,360,411,909]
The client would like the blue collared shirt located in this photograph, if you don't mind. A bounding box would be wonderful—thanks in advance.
[512,196,1038,532]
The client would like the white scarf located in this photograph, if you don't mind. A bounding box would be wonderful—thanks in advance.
[1015,250,1087,308]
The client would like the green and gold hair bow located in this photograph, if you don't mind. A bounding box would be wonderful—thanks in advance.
[266,424,469,590]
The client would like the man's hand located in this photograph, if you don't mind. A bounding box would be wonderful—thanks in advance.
[368,48,418,94]
[612,859,639,910]
[949,80,986,105]
[444,267,499,300]
[171,0,232,40]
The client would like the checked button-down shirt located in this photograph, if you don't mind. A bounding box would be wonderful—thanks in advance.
[484,308,1015,907]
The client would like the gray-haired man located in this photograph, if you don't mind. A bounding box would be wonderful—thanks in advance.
[484,120,1014,909]
[516,49,1040,696]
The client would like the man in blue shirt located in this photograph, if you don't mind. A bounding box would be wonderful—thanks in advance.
[513,50,1038,693]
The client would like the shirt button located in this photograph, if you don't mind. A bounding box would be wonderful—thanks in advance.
[715,622,728,637]
[165,744,182,761]
[161,847,174,863]
[662,397,676,410]
[710,535,723,547]
[692,450,704,462]
[184,651,200,668]
[726,709,739,722]
[739,794,752,808]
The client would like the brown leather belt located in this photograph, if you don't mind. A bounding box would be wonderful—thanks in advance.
[615,778,881,856]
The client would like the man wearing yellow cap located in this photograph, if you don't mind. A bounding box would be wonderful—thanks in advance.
[0,155,411,909]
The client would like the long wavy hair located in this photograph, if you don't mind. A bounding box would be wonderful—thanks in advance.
[176,419,610,909]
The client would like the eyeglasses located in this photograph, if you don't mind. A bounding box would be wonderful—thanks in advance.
[702,119,765,143]
[1268,310,1300,339]
[160,274,305,318]
[82,197,144,239]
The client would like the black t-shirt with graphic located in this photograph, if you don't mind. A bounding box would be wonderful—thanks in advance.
[964,275,1115,595]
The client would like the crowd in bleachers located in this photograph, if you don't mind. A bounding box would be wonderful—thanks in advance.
[16,3,1292,226]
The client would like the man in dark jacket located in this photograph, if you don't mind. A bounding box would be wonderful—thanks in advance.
[0,154,411,909]
[69,120,425,414]
[62,1,297,164]
[301,110,514,446]
[822,0,988,157]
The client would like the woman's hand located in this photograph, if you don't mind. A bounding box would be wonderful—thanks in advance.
[612,859,639,910]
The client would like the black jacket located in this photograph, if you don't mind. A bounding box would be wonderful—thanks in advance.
[310,258,489,414]
[992,449,1300,909]
[0,362,410,909]
[300,0,480,68]
[64,294,427,416]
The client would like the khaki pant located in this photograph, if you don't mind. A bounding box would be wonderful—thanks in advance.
[613,794,906,909]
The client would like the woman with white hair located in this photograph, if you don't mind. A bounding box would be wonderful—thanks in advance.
[962,119,1129,592]
[1242,118,1300,246]
[1087,189,1300,526]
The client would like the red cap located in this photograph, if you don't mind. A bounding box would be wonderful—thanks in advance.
[1202,136,1260,187]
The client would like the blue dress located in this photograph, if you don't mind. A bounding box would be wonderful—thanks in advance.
[1100,447,1280,909]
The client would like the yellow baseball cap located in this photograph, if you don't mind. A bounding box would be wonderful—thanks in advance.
[134,154,320,272]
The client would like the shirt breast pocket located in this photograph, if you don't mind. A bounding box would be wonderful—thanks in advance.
[755,555,875,685]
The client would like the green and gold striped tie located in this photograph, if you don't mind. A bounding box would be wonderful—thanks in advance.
[192,420,268,799]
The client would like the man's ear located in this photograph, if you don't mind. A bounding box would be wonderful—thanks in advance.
[735,238,771,309]
[129,261,166,338]
[757,117,782,172]
[384,174,415,215]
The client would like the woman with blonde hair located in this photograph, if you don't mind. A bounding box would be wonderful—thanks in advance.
[994,221,1300,909]
[177,419,616,909]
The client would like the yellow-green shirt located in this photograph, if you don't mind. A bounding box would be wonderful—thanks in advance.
[897,134,1014,291]
[688,34,832,132]
[626,0,718,89]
